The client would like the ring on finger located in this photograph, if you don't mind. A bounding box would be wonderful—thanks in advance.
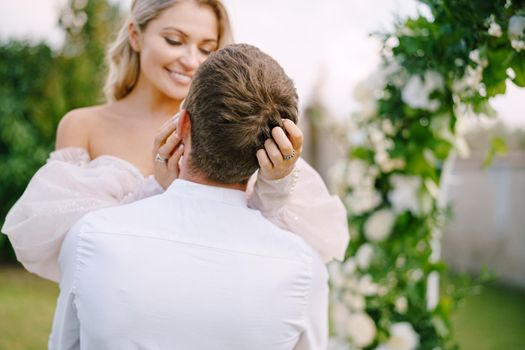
[283,150,296,161]
[155,153,168,164]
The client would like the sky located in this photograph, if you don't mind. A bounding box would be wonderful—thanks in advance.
[0,0,523,127]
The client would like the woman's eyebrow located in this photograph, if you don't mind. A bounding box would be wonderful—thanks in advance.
[161,27,189,38]
[161,27,218,43]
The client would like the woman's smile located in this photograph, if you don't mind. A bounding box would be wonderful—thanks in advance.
[166,68,193,85]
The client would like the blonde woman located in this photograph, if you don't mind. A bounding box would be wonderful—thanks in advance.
[2,0,349,282]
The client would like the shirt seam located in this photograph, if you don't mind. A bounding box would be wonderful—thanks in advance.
[81,230,311,263]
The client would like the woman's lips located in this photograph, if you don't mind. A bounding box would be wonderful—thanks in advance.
[167,69,192,85]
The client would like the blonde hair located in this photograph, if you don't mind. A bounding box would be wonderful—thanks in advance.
[103,0,233,102]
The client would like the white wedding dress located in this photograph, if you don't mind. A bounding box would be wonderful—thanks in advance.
[2,147,350,282]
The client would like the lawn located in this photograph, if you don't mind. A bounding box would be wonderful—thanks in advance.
[1,266,524,349]
[0,267,58,350]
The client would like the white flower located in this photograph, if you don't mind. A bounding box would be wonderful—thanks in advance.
[509,15,525,39]
[401,71,444,111]
[342,259,357,275]
[469,49,481,64]
[344,188,382,215]
[453,65,484,96]
[468,49,488,67]
[331,302,351,337]
[380,322,420,350]
[364,208,396,242]
[382,119,396,135]
[488,22,502,37]
[342,291,366,311]
[395,256,406,268]
[358,275,379,296]
[347,312,377,348]
[408,269,424,282]
[328,337,352,350]
[328,262,346,288]
[344,275,359,291]
[346,159,370,188]
[395,297,408,314]
[348,129,367,147]
[329,161,349,196]
[355,243,374,269]
[511,39,525,51]
[423,148,437,167]
[388,175,422,215]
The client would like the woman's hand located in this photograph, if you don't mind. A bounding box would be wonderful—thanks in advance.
[153,114,184,189]
[256,119,303,181]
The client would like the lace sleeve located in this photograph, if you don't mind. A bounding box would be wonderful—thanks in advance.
[247,158,350,263]
[1,148,155,282]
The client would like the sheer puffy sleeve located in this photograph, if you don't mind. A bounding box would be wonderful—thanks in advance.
[247,158,349,263]
[1,148,163,282]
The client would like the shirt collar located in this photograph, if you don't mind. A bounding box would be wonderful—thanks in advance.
[166,179,247,207]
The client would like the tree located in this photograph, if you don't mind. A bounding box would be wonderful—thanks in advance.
[0,0,122,261]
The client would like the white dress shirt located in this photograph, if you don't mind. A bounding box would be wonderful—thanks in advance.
[49,179,329,350]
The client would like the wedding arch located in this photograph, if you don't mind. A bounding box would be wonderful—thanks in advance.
[328,1,525,349]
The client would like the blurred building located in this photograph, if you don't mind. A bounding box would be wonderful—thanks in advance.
[443,151,525,289]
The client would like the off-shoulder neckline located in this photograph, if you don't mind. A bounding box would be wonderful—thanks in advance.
[54,147,149,179]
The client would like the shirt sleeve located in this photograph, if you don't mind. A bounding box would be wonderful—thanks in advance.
[247,157,350,263]
[48,220,83,350]
[294,253,329,350]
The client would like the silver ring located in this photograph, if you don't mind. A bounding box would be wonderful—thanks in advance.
[155,153,168,164]
[283,150,296,161]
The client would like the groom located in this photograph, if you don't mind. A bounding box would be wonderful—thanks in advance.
[49,44,328,349]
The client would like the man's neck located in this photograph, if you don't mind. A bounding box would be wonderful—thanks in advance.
[178,169,247,192]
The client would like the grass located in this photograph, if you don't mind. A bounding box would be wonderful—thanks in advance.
[0,266,524,350]
[451,282,525,350]
[0,266,58,350]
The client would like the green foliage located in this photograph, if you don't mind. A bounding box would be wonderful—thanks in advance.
[329,0,525,348]
[483,136,508,168]
[0,0,122,261]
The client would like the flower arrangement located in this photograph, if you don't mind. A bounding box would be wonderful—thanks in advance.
[328,1,525,349]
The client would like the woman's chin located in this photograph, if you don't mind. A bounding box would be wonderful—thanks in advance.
[164,86,190,102]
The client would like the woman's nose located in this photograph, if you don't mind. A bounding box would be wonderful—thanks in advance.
[179,46,200,70]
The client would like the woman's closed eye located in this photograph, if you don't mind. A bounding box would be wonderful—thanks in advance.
[199,47,213,56]
[164,37,182,46]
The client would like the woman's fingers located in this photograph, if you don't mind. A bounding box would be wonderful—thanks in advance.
[282,119,303,153]
[256,148,272,169]
[158,131,182,159]
[167,144,184,173]
[153,114,179,152]
[264,138,283,166]
[271,127,295,158]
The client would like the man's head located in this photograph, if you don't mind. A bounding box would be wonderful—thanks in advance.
[179,43,298,184]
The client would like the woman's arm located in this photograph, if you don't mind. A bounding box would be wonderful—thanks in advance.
[1,109,150,282]
[247,121,350,263]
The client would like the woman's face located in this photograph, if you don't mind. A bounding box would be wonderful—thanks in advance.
[135,1,219,100]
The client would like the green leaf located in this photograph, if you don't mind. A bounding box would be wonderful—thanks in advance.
[483,136,508,168]
[510,53,525,87]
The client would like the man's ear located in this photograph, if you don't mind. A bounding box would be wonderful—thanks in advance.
[177,109,192,140]
[128,22,141,52]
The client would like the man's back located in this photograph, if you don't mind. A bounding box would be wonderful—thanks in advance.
[50,180,328,350]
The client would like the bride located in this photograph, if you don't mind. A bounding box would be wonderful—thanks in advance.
[2,0,349,282]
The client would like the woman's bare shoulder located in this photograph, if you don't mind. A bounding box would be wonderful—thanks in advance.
[55,104,111,149]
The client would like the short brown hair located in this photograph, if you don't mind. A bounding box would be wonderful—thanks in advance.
[183,43,298,184]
